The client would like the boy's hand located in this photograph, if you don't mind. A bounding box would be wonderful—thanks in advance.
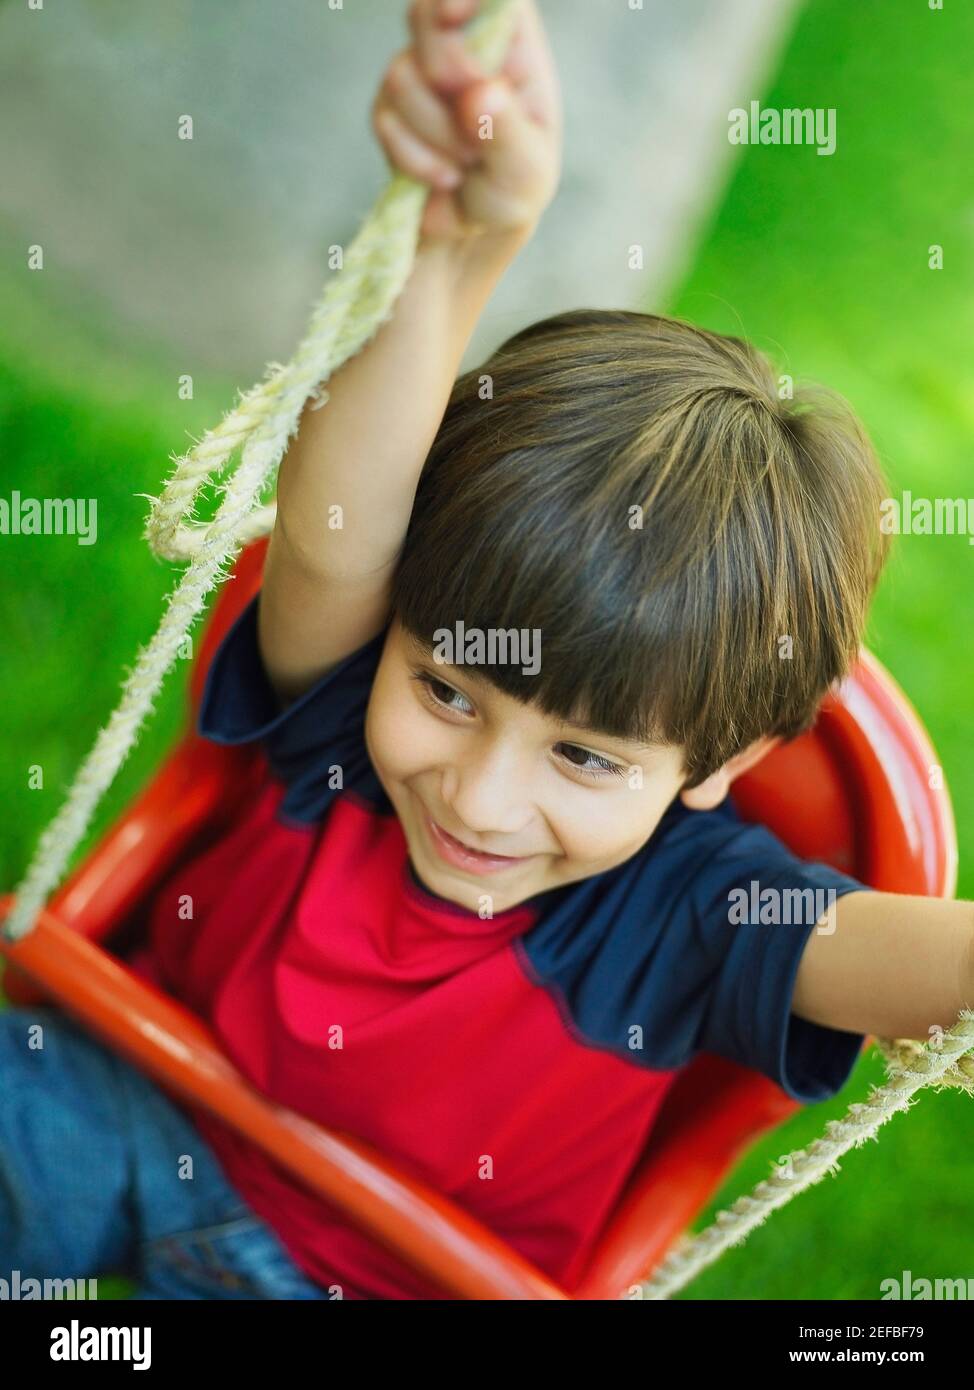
[371,0,562,246]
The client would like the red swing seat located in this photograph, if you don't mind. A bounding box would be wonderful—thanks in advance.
[0,538,957,1299]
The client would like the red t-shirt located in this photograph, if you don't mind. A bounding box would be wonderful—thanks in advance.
[129,593,868,1299]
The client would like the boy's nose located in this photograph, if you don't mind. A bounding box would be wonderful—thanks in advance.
[440,744,537,845]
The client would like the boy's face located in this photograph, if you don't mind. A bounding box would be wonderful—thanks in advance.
[364,616,772,915]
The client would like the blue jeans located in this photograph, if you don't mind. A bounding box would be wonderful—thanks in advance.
[0,1005,332,1299]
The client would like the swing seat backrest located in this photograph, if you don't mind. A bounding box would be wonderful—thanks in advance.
[0,538,957,1299]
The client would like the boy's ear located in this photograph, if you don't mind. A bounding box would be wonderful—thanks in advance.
[679,735,782,811]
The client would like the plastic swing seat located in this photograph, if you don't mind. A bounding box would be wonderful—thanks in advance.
[0,537,958,1301]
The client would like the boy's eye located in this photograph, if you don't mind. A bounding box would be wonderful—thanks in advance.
[413,670,474,715]
[555,743,627,780]
[410,670,627,782]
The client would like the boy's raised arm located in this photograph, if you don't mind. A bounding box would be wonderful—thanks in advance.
[258,232,527,704]
[258,0,561,705]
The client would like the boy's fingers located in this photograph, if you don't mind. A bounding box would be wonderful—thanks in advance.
[409,0,486,93]
[454,77,558,200]
[500,23,532,85]
[499,1,562,131]
[381,50,480,166]
[372,103,464,189]
[434,0,480,25]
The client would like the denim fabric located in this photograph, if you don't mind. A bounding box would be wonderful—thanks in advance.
[0,1006,331,1300]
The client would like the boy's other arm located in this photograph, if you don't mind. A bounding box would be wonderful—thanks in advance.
[257,230,527,707]
[792,890,974,1045]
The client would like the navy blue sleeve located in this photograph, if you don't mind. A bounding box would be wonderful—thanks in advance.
[665,805,872,1103]
[515,796,874,1105]
[196,591,391,822]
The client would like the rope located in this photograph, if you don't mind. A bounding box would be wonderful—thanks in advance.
[2,0,521,945]
[874,1032,974,1090]
[633,1008,974,1300]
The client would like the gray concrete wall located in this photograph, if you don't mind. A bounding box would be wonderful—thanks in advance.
[0,0,801,380]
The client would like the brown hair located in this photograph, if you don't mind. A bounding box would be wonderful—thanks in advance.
[390,309,891,789]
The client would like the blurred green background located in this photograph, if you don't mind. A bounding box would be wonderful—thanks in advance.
[2,0,972,1300]
[666,0,974,1300]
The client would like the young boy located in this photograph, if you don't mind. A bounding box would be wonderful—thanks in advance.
[2,0,972,1300]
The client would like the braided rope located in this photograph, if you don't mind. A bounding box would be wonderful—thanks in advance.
[874,1032,974,1090]
[633,1008,974,1300]
[2,0,521,945]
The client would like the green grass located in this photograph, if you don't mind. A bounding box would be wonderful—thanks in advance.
[2,0,973,1303]
[660,0,974,1300]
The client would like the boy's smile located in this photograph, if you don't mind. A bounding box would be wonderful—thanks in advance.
[420,805,542,876]
[362,615,718,915]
